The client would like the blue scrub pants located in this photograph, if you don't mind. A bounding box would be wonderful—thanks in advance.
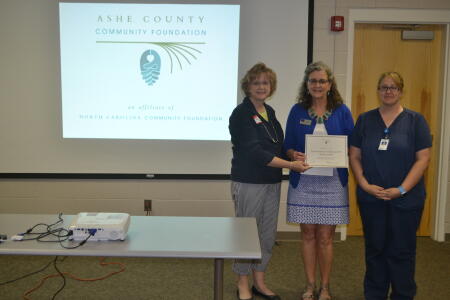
[358,200,423,300]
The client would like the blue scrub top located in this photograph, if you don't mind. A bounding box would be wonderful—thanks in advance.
[350,108,432,209]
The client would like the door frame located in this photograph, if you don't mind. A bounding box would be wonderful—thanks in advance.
[345,8,450,241]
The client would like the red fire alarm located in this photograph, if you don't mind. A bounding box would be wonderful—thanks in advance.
[331,16,344,32]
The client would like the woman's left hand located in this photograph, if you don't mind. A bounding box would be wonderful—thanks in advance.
[292,151,306,162]
[379,187,402,201]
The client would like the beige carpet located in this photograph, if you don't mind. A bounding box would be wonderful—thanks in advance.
[0,237,449,299]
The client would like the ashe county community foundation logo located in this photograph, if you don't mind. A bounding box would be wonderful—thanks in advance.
[138,42,204,86]
[97,40,205,87]
[140,49,161,86]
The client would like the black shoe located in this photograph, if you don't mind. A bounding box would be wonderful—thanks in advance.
[237,289,253,300]
[251,286,281,300]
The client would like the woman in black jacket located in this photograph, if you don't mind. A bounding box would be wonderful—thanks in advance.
[229,63,309,300]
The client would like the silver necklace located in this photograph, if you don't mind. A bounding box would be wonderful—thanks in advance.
[261,119,279,144]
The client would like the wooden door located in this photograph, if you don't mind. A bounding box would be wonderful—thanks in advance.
[349,23,444,236]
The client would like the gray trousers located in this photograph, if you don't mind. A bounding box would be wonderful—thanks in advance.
[231,181,281,275]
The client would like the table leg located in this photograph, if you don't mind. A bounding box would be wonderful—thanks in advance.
[214,258,224,300]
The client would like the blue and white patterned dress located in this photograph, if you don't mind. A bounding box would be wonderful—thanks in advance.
[287,123,349,225]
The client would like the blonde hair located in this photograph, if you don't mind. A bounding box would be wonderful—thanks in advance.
[377,72,404,91]
[241,63,277,98]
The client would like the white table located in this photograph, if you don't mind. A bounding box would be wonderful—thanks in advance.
[0,214,261,300]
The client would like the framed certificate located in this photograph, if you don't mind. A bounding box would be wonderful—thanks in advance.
[305,135,348,168]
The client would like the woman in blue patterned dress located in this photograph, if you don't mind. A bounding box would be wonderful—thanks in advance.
[284,62,354,300]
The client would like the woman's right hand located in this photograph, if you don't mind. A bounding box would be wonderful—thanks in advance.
[362,183,388,200]
[290,160,311,173]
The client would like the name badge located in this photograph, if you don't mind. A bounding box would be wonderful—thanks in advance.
[378,139,389,151]
[300,119,312,125]
[252,115,262,124]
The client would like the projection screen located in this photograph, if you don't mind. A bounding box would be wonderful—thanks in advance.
[0,0,313,178]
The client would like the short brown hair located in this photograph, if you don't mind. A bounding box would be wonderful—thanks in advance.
[241,63,277,98]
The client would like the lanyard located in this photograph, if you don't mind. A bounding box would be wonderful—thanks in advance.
[379,128,390,151]
[384,128,390,139]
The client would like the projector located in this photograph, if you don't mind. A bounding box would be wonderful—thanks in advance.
[69,212,130,241]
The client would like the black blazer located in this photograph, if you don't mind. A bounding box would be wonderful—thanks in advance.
[229,97,285,184]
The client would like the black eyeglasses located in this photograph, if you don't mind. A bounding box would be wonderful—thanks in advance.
[379,86,400,92]
[307,79,329,85]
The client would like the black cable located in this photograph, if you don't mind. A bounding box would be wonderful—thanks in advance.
[21,228,71,242]
[58,233,92,249]
[17,213,92,248]
[20,213,67,241]
[51,256,66,300]
[0,214,95,295]
[0,258,53,286]
[21,213,65,239]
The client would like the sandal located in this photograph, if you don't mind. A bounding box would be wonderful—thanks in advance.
[318,284,331,300]
[301,283,316,300]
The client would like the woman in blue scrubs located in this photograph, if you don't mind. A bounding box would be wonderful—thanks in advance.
[349,72,432,300]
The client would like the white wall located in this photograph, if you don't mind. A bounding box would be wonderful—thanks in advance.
[313,0,450,237]
[1,0,450,235]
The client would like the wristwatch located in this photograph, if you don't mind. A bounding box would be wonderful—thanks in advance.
[398,185,407,196]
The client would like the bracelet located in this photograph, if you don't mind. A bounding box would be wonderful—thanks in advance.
[398,185,407,196]
[289,161,293,170]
